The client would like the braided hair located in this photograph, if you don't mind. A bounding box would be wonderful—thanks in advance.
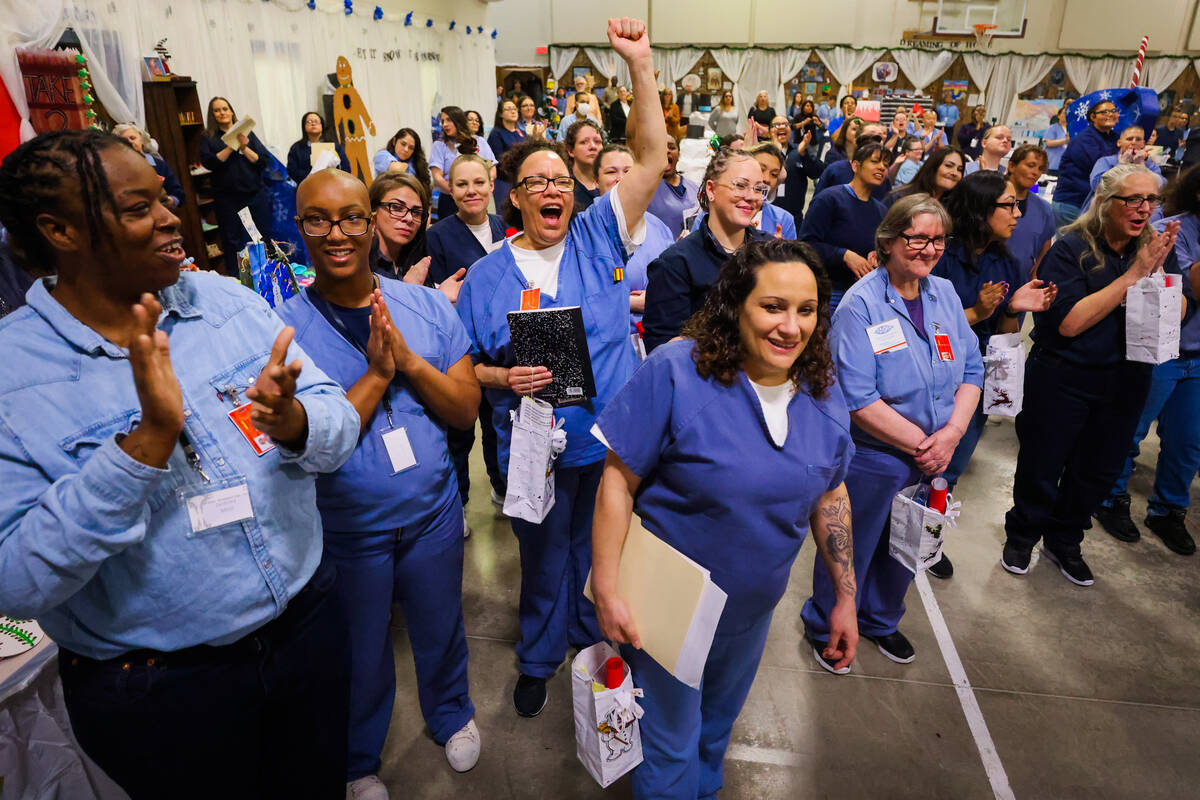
[0,129,128,274]
[698,146,757,212]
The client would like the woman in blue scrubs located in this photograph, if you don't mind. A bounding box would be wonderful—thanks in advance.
[928,172,1056,578]
[456,16,667,718]
[594,143,676,339]
[427,154,509,523]
[591,238,859,800]
[801,194,983,668]
[277,169,484,791]
[488,98,530,208]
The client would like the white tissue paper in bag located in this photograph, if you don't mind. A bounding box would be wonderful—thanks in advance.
[503,396,566,523]
[1126,271,1182,365]
[571,642,644,788]
[982,332,1025,417]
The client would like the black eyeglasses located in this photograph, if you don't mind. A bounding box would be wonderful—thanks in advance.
[299,214,370,237]
[1111,194,1162,210]
[898,233,947,252]
[516,175,575,193]
[993,201,1020,214]
[377,200,424,221]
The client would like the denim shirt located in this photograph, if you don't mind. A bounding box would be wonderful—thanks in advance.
[0,271,358,659]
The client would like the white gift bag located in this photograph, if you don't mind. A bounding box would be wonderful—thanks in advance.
[1126,271,1183,365]
[888,484,961,574]
[982,332,1026,417]
[571,642,645,788]
[503,397,567,524]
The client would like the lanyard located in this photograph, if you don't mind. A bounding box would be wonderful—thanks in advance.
[179,431,211,482]
[308,283,395,427]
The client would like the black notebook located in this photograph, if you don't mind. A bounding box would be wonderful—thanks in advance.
[507,306,596,407]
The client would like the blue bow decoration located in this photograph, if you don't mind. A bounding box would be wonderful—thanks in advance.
[449,20,456,30]
[306,0,315,8]
[373,5,382,19]
[343,0,352,15]
[426,18,432,27]
[404,11,413,25]
[491,29,497,39]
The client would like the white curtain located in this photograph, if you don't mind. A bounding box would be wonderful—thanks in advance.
[549,46,578,82]
[816,46,885,95]
[583,47,629,91]
[738,50,782,125]
[655,47,703,93]
[986,54,1055,125]
[777,48,810,110]
[892,49,956,93]
[1141,57,1188,94]
[0,0,68,139]
[1064,56,1129,94]
[710,48,753,131]
[962,53,995,95]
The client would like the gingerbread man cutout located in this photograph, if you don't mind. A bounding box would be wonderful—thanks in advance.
[333,56,376,182]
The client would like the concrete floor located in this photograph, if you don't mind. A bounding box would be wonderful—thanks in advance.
[373,413,1200,799]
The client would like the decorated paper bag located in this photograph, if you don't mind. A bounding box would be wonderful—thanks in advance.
[571,642,645,788]
[888,485,961,574]
[982,332,1025,417]
[503,396,566,523]
[1126,271,1182,365]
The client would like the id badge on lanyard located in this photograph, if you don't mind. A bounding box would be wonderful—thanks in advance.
[174,431,256,536]
[933,324,955,362]
[379,403,419,475]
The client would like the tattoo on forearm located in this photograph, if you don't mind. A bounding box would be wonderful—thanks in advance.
[820,495,856,598]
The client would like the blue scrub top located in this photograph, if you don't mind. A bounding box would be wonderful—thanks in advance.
[277,279,472,531]
[595,339,854,630]
[1007,192,1056,279]
[647,176,700,239]
[624,211,674,332]
[1156,212,1200,356]
[831,267,984,452]
[1044,123,1067,171]
[456,191,637,471]
[372,149,418,180]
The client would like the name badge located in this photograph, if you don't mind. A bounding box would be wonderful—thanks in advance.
[867,318,908,355]
[381,427,419,474]
[935,333,955,362]
[520,288,541,310]
[228,403,276,456]
[180,479,255,536]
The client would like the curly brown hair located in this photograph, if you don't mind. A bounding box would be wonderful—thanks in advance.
[496,137,572,229]
[681,238,835,396]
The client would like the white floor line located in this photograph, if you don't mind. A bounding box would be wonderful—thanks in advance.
[724,744,806,768]
[915,571,1016,800]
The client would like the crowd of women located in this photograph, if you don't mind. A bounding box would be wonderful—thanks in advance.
[0,16,1196,800]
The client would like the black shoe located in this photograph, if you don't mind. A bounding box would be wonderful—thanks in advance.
[513,674,547,717]
[927,552,954,579]
[807,638,851,675]
[863,630,915,664]
[1145,510,1196,556]
[1001,542,1032,574]
[1040,546,1094,586]
[1094,496,1140,543]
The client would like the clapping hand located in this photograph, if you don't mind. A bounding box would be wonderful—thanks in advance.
[1129,221,1179,282]
[246,328,308,447]
[438,267,468,306]
[1007,279,1057,313]
[973,280,1008,319]
[122,293,184,467]
[403,255,431,286]
[366,291,396,382]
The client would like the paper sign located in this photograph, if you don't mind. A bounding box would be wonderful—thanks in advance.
[237,207,263,244]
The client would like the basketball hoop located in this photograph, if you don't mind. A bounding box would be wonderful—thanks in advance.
[973,23,998,50]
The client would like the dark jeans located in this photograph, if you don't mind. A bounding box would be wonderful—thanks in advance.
[60,560,349,800]
[447,394,506,504]
[1005,349,1152,557]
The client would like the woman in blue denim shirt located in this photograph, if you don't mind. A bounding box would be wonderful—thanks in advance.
[0,130,359,799]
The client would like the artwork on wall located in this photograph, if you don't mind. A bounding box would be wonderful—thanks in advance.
[572,66,591,85]
[18,48,92,133]
[801,62,824,82]
[1049,68,1066,87]
[803,81,817,97]
[872,62,898,83]
[706,67,723,93]
[942,79,968,101]
[332,56,375,182]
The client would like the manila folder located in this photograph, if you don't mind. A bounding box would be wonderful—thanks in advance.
[586,519,726,689]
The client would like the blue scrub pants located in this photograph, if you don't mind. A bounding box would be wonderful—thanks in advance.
[1051,200,1081,229]
[1005,349,1152,557]
[509,460,604,678]
[620,612,774,800]
[1100,355,1200,517]
[324,496,474,780]
[803,446,922,640]
[944,396,987,489]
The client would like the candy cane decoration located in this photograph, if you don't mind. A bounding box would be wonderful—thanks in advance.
[1130,35,1149,88]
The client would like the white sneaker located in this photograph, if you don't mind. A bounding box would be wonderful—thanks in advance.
[463,509,472,539]
[346,774,389,800]
[445,718,481,772]
[490,488,504,508]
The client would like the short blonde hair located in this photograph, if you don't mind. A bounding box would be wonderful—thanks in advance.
[449,153,493,183]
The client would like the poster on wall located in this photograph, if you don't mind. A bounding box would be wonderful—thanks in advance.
[872,62,898,83]
[1009,98,1064,141]
[332,56,376,182]
[801,63,824,82]
[18,48,90,133]
[856,100,881,122]
[942,79,968,101]
[803,81,817,97]
[706,68,723,93]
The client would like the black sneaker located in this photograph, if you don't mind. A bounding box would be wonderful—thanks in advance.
[1093,496,1140,543]
[806,635,850,675]
[863,630,915,664]
[1001,542,1032,574]
[1040,546,1094,586]
[513,674,547,717]
[1145,510,1196,556]
[927,552,954,579]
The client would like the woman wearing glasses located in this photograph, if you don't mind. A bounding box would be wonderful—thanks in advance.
[1052,99,1120,227]
[1003,166,1182,586]
[456,17,666,718]
[799,141,891,310]
[368,173,432,283]
[801,194,983,670]
[278,168,484,793]
[641,147,774,352]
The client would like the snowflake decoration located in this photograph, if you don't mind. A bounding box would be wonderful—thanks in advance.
[1074,104,1089,120]
[1097,90,1112,101]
